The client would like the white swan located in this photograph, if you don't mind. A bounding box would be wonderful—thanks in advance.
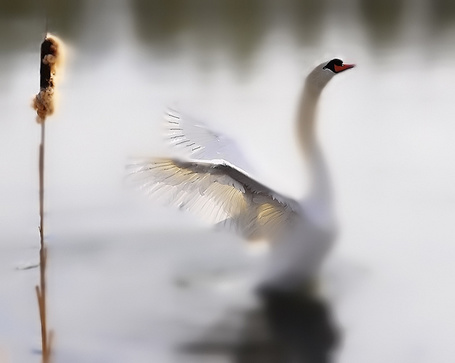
[130,59,355,291]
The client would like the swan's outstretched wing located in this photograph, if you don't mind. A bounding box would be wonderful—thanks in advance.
[128,158,300,241]
[165,109,254,173]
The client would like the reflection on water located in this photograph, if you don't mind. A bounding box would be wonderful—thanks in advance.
[429,0,455,32]
[181,290,337,363]
[261,290,336,363]
[358,0,405,43]
[283,0,326,46]
[1,0,455,60]
[0,0,83,50]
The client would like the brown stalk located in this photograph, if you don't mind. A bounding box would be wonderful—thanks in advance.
[32,33,62,363]
[36,89,50,363]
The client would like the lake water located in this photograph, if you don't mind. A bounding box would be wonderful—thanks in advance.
[1,0,455,362]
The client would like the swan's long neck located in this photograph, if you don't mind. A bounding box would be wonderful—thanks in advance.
[297,82,321,156]
[297,75,334,223]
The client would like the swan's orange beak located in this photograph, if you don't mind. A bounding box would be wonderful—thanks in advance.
[334,63,355,73]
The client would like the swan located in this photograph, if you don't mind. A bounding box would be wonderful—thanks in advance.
[129,58,355,291]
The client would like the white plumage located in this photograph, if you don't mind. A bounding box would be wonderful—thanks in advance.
[130,157,300,241]
[165,109,254,173]
[129,59,355,290]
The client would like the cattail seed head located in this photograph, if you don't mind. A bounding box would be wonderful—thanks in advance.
[32,33,64,124]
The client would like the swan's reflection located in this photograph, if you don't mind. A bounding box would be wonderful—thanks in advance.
[180,289,338,363]
[259,289,338,363]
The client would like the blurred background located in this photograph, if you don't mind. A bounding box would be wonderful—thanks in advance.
[1,0,455,362]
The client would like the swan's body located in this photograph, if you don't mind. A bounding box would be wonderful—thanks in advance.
[130,59,354,290]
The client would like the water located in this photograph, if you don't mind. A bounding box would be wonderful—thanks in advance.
[1,0,455,362]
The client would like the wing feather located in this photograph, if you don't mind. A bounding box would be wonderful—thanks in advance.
[165,109,254,173]
[128,158,300,240]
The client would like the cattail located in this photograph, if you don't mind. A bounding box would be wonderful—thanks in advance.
[32,32,64,363]
[32,34,63,123]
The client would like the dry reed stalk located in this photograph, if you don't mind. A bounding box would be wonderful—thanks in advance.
[32,33,63,363]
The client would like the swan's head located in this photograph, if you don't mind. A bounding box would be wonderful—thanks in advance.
[323,58,355,74]
[306,58,355,92]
